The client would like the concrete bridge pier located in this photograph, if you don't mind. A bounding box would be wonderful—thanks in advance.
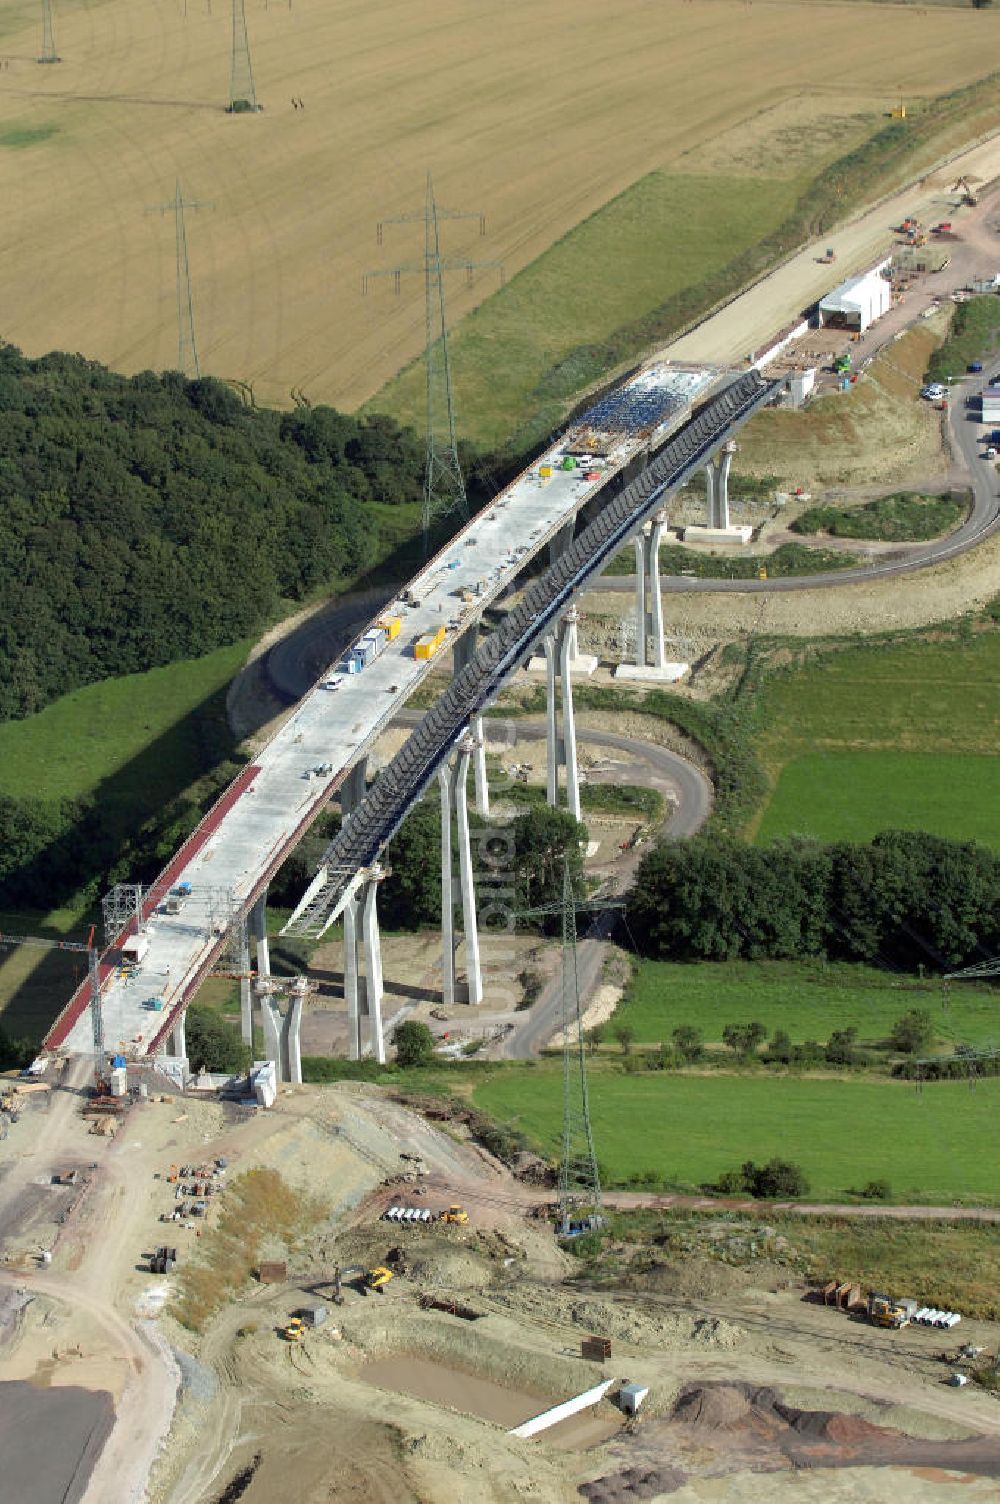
[439,735,483,1006]
[170,1010,186,1060]
[343,867,386,1063]
[544,606,582,822]
[455,629,489,816]
[258,983,303,1084]
[705,441,736,530]
[631,510,667,670]
[240,889,270,1046]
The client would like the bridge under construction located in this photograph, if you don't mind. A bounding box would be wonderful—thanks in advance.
[45,361,779,1082]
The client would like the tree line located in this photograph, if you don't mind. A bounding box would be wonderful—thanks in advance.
[0,345,428,722]
[626,830,999,974]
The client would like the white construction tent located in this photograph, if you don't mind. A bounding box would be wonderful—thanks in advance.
[818,261,892,332]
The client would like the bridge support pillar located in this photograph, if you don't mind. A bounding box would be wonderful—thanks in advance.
[439,736,483,1006]
[455,630,489,817]
[240,890,270,1046]
[705,442,735,530]
[258,987,302,1085]
[543,607,581,823]
[632,511,667,669]
[170,1010,186,1060]
[343,869,386,1063]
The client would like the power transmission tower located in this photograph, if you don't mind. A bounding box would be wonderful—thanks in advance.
[228,0,259,113]
[365,173,502,552]
[147,180,213,378]
[39,0,60,63]
[519,863,611,1235]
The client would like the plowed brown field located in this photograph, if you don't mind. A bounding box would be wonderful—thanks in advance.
[0,0,997,410]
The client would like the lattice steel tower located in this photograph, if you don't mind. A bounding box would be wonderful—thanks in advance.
[367,174,502,551]
[228,0,258,112]
[148,180,213,378]
[39,0,60,62]
[556,861,602,1234]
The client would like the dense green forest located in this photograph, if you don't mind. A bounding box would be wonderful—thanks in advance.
[0,344,428,722]
[627,831,1000,973]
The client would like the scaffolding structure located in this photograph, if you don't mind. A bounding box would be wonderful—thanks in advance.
[102,884,145,947]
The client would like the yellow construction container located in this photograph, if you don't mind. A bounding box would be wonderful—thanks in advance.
[538,465,552,478]
[377,615,402,641]
[415,624,447,660]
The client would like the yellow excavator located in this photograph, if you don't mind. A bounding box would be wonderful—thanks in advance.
[440,1205,469,1225]
[364,1266,394,1295]
[283,1316,306,1342]
[338,1263,395,1296]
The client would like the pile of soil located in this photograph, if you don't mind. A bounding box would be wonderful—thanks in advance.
[581,1382,1000,1498]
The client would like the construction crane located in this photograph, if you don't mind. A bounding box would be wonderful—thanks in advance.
[0,928,105,1088]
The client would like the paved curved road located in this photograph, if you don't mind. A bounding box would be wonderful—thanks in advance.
[596,369,1000,595]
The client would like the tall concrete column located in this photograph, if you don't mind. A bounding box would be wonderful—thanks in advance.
[471,714,489,818]
[239,916,253,1045]
[170,1010,187,1060]
[260,990,282,1073]
[439,745,482,1006]
[544,634,559,805]
[558,609,582,824]
[362,880,386,1061]
[705,461,717,528]
[454,630,489,817]
[648,512,667,669]
[439,765,456,1007]
[716,441,735,531]
[240,890,270,1046]
[543,609,582,819]
[257,988,301,1085]
[633,534,647,667]
[343,892,362,1060]
[453,738,483,1006]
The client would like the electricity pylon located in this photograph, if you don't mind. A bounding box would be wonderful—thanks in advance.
[365,174,502,553]
[228,0,258,112]
[147,180,213,379]
[520,862,615,1235]
[39,0,60,62]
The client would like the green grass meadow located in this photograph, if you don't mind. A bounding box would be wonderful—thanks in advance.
[756,751,1000,847]
[370,171,801,449]
[473,1067,1000,1203]
[0,641,248,806]
[751,633,1000,843]
[612,959,1000,1051]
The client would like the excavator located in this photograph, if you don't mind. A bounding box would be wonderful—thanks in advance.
[337,1263,396,1296]
[283,1316,306,1342]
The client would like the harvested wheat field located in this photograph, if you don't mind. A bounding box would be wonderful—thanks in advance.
[0,0,998,413]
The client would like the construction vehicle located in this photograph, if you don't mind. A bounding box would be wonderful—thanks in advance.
[952,176,978,207]
[364,1266,394,1295]
[867,1291,911,1329]
[440,1205,469,1225]
[819,247,836,264]
[283,1316,306,1342]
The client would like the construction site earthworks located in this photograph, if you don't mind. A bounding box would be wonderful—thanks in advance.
[4,0,1000,1498]
[2,1069,1000,1504]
